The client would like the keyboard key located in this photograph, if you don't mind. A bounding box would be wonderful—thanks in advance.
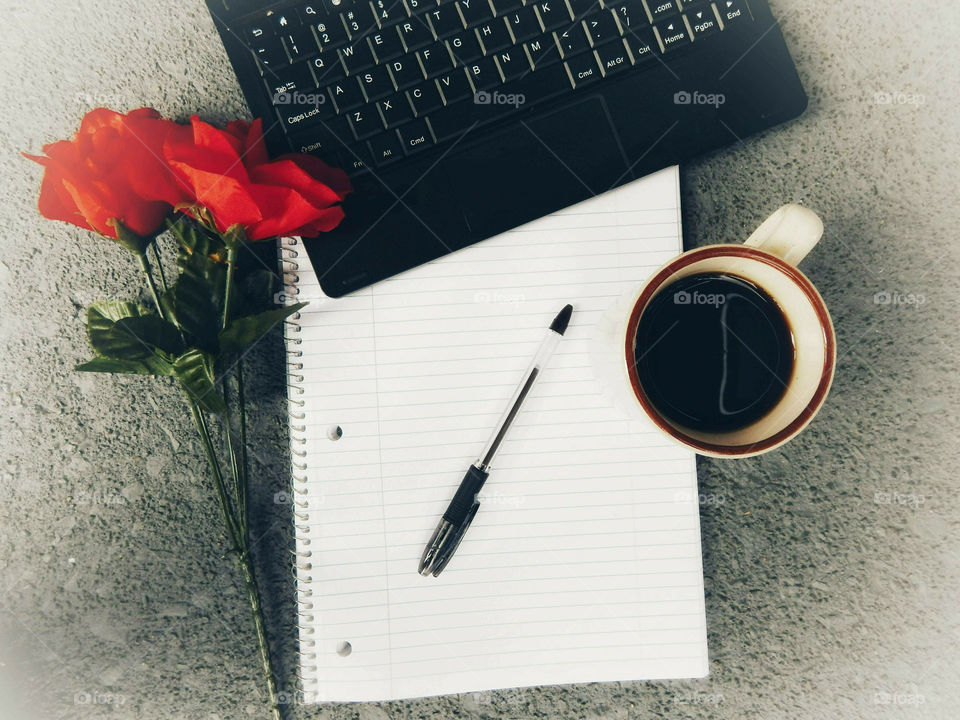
[455,0,494,27]
[250,37,288,70]
[435,68,473,103]
[265,62,317,98]
[503,62,570,104]
[624,26,658,63]
[686,7,719,38]
[388,55,426,88]
[567,0,603,18]
[653,18,690,52]
[327,78,367,110]
[563,52,600,87]
[606,0,648,30]
[446,31,484,64]
[716,0,747,25]
[280,29,320,60]
[368,131,404,165]
[310,18,349,50]
[286,119,352,158]
[582,11,622,47]
[339,40,377,73]
[269,10,302,32]
[347,104,383,138]
[533,0,568,30]
[493,48,527,81]
[489,0,523,15]
[298,3,327,19]
[310,53,347,84]
[475,19,513,55]
[464,57,499,91]
[524,34,562,70]
[554,25,590,58]
[643,0,679,21]
[398,118,435,153]
[427,5,465,37]
[342,142,373,173]
[244,21,271,45]
[503,7,541,43]
[398,16,435,51]
[369,27,405,61]
[406,0,439,14]
[407,80,445,115]
[342,7,377,39]
[358,65,395,100]
[275,88,335,131]
[323,0,354,13]
[418,43,454,75]
[376,93,415,127]
[371,0,402,26]
[594,39,631,76]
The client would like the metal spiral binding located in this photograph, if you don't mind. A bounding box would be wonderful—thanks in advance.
[279,236,320,702]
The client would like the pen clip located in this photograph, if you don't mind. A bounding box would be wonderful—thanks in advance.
[431,501,480,577]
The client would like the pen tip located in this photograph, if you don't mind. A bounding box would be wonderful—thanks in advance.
[550,304,574,335]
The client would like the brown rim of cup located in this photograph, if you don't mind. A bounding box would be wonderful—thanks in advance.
[624,245,836,457]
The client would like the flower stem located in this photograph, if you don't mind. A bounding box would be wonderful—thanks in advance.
[221,241,239,331]
[236,550,284,720]
[188,398,285,719]
[135,251,165,320]
[188,401,242,551]
[151,242,170,295]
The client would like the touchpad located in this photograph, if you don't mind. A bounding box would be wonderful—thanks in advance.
[451,96,630,238]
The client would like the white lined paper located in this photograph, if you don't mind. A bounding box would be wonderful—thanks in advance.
[288,167,708,702]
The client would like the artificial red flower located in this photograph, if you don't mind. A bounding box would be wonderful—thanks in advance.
[161,116,351,241]
[24,108,185,239]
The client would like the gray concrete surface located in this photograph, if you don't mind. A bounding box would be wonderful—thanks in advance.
[1,0,958,718]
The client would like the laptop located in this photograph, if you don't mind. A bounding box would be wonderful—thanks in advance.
[205,0,807,297]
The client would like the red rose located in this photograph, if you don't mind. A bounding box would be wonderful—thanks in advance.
[161,116,351,241]
[24,108,185,239]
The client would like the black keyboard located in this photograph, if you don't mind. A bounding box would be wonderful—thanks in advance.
[241,0,750,173]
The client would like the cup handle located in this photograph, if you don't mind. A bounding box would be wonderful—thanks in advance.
[743,204,824,267]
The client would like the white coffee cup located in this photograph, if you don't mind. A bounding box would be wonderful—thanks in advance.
[592,205,836,458]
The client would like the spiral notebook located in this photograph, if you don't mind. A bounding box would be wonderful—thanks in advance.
[281,166,708,703]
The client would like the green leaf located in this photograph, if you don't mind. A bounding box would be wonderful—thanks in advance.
[218,302,307,357]
[115,315,185,355]
[76,356,174,376]
[87,301,154,360]
[173,349,227,414]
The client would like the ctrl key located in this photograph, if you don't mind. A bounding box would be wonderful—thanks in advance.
[398,118,435,155]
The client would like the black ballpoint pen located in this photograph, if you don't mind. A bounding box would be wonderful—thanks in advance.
[418,304,574,577]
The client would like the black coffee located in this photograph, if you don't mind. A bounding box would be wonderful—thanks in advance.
[633,273,795,433]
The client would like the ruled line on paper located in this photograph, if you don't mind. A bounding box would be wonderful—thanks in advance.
[289,167,708,701]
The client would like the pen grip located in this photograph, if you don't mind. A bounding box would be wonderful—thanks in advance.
[442,465,489,525]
